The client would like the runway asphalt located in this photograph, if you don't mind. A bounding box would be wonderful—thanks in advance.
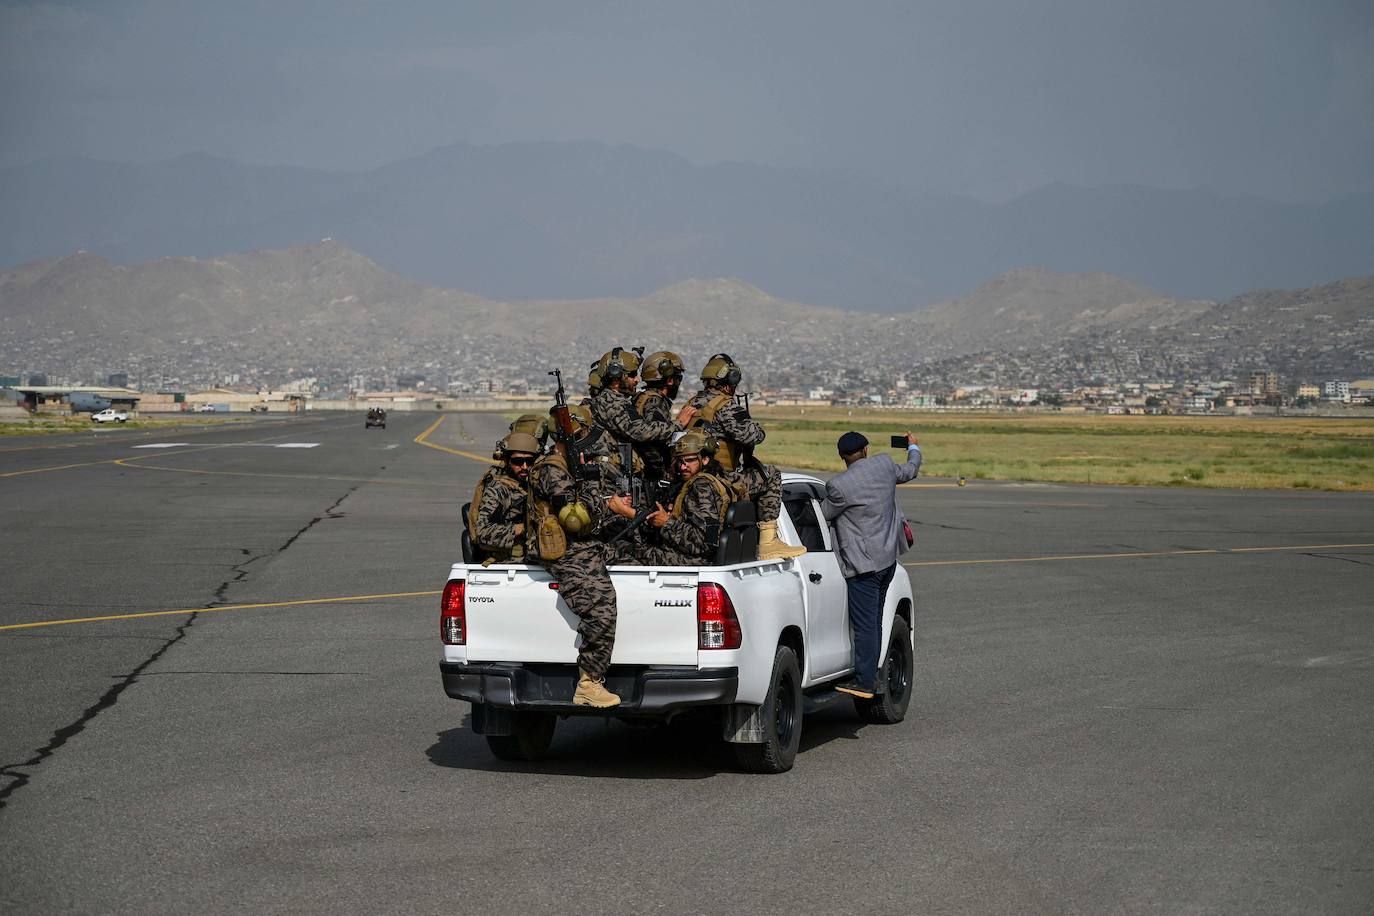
[1,411,1371,914]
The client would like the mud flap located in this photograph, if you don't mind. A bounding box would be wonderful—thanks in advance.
[471,703,514,736]
[722,703,766,744]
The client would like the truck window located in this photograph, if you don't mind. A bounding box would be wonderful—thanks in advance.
[783,490,829,553]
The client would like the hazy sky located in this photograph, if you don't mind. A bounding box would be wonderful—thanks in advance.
[2,0,1371,201]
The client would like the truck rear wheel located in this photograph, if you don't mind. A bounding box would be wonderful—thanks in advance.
[486,711,557,761]
[854,616,913,725]
[734,645,802,774]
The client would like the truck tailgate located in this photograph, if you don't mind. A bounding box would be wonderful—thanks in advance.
[462,566,701,666]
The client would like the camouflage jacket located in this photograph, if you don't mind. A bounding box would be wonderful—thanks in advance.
[686,388,765,447]
[633,388,675,482]
[591,387,677,446]
[660,471,733,563]
[527,452,621,543]
[472,466,527,553]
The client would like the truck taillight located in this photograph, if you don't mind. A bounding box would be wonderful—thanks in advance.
[440,579,466,645]
[697,582,741,650]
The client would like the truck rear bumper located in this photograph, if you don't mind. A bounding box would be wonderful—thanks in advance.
[440,661,738,717]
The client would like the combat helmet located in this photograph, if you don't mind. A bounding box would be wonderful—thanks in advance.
[509,413,549,445]
[640,350,685,386]
[587,360,603,396]
[672,427,718,459]
[700,352,742,388]
[597,346,643,385]
[500,431,541,457]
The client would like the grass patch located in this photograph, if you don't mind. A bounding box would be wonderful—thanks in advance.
[751,408,1374,492]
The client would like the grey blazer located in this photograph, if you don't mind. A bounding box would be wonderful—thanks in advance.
[821,447,921,577]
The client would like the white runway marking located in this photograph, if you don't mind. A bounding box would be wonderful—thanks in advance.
[132,443,191,448]
[273,443,320,448]
[382,444,399,450]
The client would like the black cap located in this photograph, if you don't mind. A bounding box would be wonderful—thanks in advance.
[837,431,868,455]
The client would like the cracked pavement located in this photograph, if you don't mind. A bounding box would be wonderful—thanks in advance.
[2,411,1373,914]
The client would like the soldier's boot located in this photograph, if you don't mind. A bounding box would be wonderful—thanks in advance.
[573,670,621,708]
[757,520,806,560]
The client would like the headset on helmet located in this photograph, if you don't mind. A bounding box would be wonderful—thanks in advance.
[641,350,685,385]
[598,346,644,384]
[700,352,742,388]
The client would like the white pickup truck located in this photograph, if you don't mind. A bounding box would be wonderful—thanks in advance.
[439,473,915,773]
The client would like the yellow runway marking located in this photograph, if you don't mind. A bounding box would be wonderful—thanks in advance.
[414,415,496,464]
[1,458,122,478]
[905,542,1374,568]
[0,590,441,632]
[10,541,1371,632]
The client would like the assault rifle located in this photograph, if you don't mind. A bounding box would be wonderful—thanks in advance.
[549,368,594,481]
[549,368,574,440]
[608,441,654,543]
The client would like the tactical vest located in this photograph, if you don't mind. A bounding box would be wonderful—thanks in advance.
[689,393,739,470]
[671,471,747,525]
[633,389,662,415]
[469,469,527,561]
[527,454,570,561]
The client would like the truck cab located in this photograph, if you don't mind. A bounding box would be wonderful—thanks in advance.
[440,473,916,772]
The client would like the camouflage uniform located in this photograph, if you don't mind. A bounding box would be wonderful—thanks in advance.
[591,387,677,448]
[472,466,527,561]
[633,388,675,485]
[528,452,622,679]
[628,470,737,567]
[686,388,783,524]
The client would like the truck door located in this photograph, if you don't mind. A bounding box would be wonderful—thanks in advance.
[782,485,851,681]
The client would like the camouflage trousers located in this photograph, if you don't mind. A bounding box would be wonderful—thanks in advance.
[543,541,617,679]
[610,539,704,568]
[728,461,782,524]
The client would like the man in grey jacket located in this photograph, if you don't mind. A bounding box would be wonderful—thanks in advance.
[821,430,921,699]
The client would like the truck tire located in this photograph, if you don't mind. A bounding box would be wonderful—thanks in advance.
[486,711,557,761]
[854,616,913,725]
[734,645,802,774]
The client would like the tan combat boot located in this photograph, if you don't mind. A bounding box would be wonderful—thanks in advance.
[573,670,621,708]
[757,520,806,560]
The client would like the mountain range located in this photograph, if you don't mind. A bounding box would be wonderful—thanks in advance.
[2,142,1371,310]
[2,242,1370,391]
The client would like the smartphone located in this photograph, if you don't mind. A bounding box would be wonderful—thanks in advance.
[890,435,908,448]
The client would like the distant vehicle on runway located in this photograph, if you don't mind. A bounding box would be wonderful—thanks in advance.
[91,408,128,423]
[365,407,387,428]
[195,404,216,413]
[249,404,268,413]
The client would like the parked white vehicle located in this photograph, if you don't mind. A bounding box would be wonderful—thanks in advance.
[90,408,129,423]
[439,473,915,772]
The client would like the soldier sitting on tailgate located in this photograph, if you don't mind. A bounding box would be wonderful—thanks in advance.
[590,346,697,451]
[527,408,623,707]
[609,428,746,567]
[470,432,538,564]
[633,350,686,487]
[681,353,805,562]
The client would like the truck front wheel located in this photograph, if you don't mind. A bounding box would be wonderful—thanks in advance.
[734,645,802,774]
[486,711,557,761]
[854,616,913,724]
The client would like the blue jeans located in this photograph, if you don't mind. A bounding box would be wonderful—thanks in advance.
[847,564,896,690]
